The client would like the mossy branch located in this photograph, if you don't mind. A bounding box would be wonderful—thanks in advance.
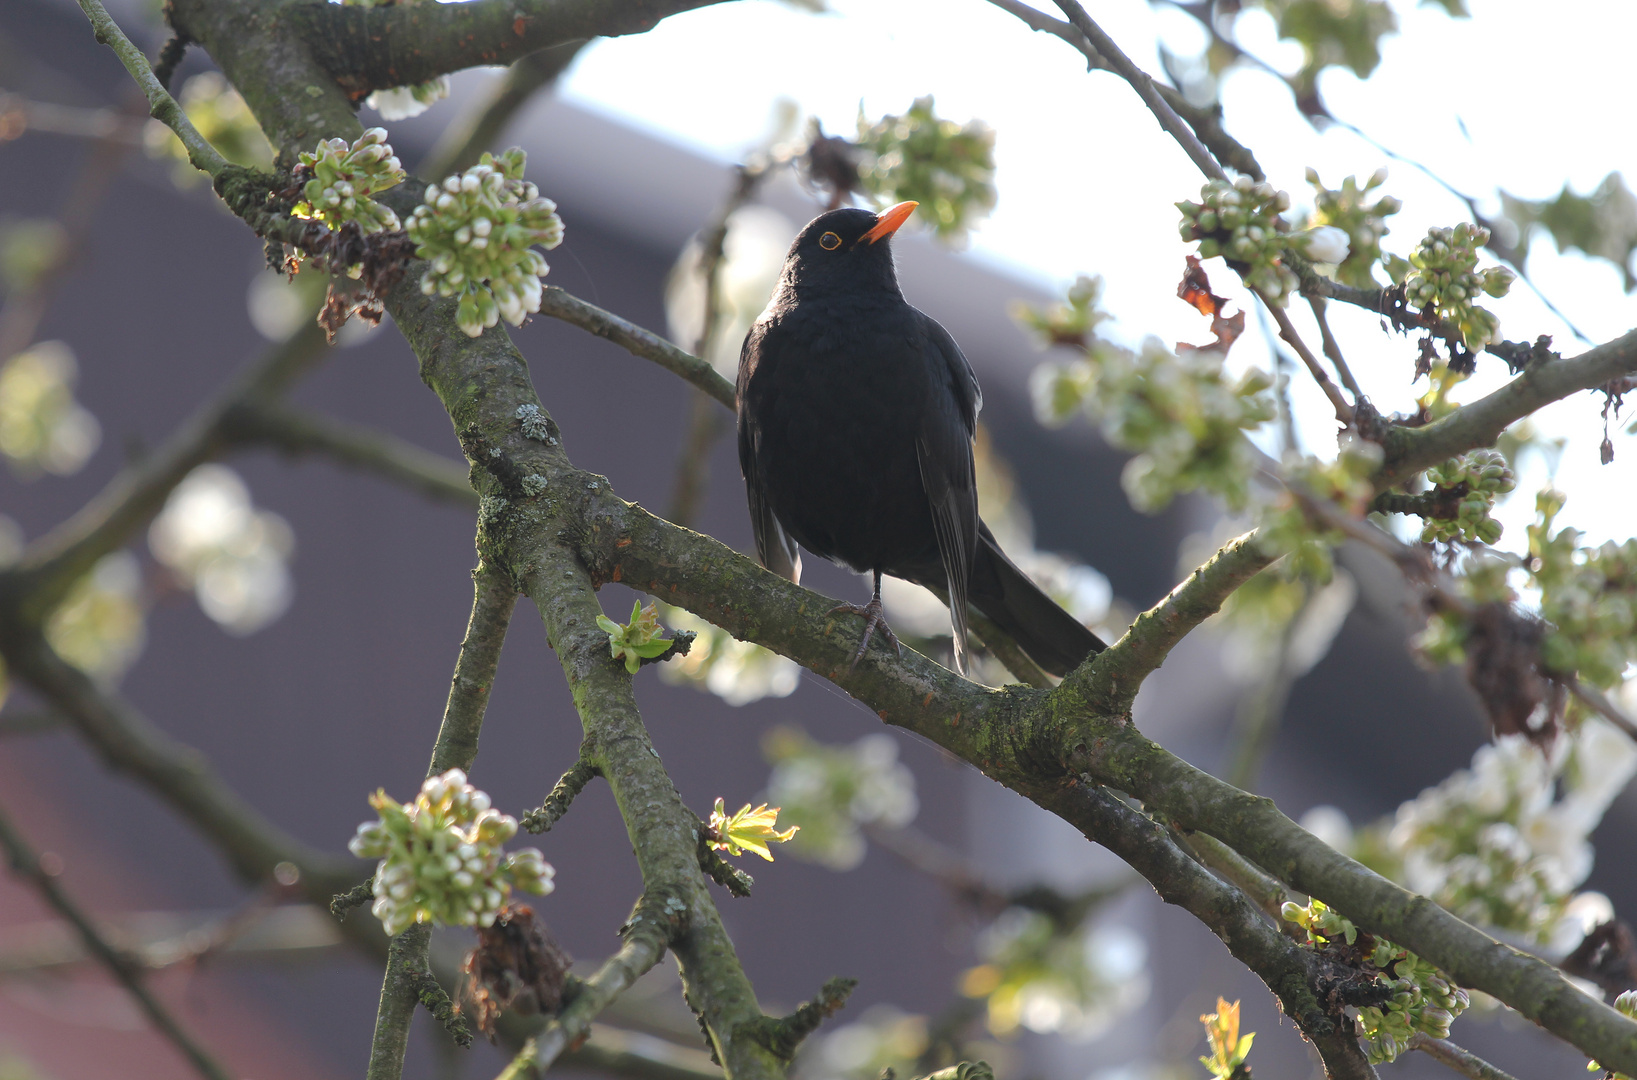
[296,0,735,98]
[331,880,376,919]
[569,495,1637,1074]
[1375,328,1637,487]
[1061,530,1271,716]
[737,977,857,1062]
[522,758,601,833]
[1041,785,1378,1080]
[495,890,688,1079]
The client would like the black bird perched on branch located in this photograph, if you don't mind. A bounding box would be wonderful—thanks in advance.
[736,201,1107,677]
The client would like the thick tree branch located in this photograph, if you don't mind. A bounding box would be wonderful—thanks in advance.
[1040,786,1377,1080]
[570,499,1637,1074]
[0,801,235,1080]
[384,262,780,1079]
[1076,723,1637,1074]
[294,0,734,98]
[538,286,737,409]
[1376,328,1637,486]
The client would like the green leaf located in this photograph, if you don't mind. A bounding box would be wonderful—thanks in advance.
[1502,173,1637,292]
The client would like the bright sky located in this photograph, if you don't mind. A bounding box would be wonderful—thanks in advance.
[557,0,1637,552]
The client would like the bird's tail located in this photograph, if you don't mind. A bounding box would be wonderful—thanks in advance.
[966,524,1107,678]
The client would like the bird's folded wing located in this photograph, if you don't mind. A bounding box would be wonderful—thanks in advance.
[915,313,981,675]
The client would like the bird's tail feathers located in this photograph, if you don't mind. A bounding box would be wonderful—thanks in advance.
[966,528,1106,679]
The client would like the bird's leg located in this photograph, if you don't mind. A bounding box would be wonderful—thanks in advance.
[830,570,902,670]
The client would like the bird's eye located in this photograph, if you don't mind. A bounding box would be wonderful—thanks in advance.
[819,231,842,250]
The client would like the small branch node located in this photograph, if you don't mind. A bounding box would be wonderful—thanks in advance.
[737,976,858,1061]
[411,969,473,1049]
[330,879,375,920]
[522,759,600,833]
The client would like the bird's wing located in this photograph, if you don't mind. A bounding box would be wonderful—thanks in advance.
[737,322,802,583]
[919,312,982,427]
[914,312,980,674]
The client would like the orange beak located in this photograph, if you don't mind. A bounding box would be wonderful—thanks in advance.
[859,201,918,245]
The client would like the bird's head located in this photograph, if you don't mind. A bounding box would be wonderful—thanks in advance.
[777,201,918,297]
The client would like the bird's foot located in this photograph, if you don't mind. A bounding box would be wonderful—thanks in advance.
[829,597,902,670]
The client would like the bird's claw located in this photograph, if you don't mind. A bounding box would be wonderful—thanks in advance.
[830,598,901,670]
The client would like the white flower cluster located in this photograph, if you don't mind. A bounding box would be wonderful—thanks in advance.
[149,465,294,635]
[1403,223,1515,348]
[763,729,917,870]
[44,551,145,683]
[1176,176,1298,303]
[965,910,1148,1038]
[0,341,100,478]
[1389,721,1637,944]
[366,76,452,122]
[406,148,564,338]
[349,769,554,937]
[293,128,405,234]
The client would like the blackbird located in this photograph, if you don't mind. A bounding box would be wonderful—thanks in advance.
[736,201,1107,677]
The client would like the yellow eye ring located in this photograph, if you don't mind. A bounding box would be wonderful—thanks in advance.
[819,231,842,250]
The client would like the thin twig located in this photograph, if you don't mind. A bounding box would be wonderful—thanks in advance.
[1307,296,1363,401]
[364,563,517,1077]
[1049,0,1226,182]
[1407,1034,1521,1080]
[536,286,735,410]
[73,0,227,177]
[668,159,781,527]
[493,893,681,1079]
[1569,679,1637,746]
[0,800,235,1080]
[226,402,476,507]
[1261,292,1354,422]
[980,0,1263,179]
